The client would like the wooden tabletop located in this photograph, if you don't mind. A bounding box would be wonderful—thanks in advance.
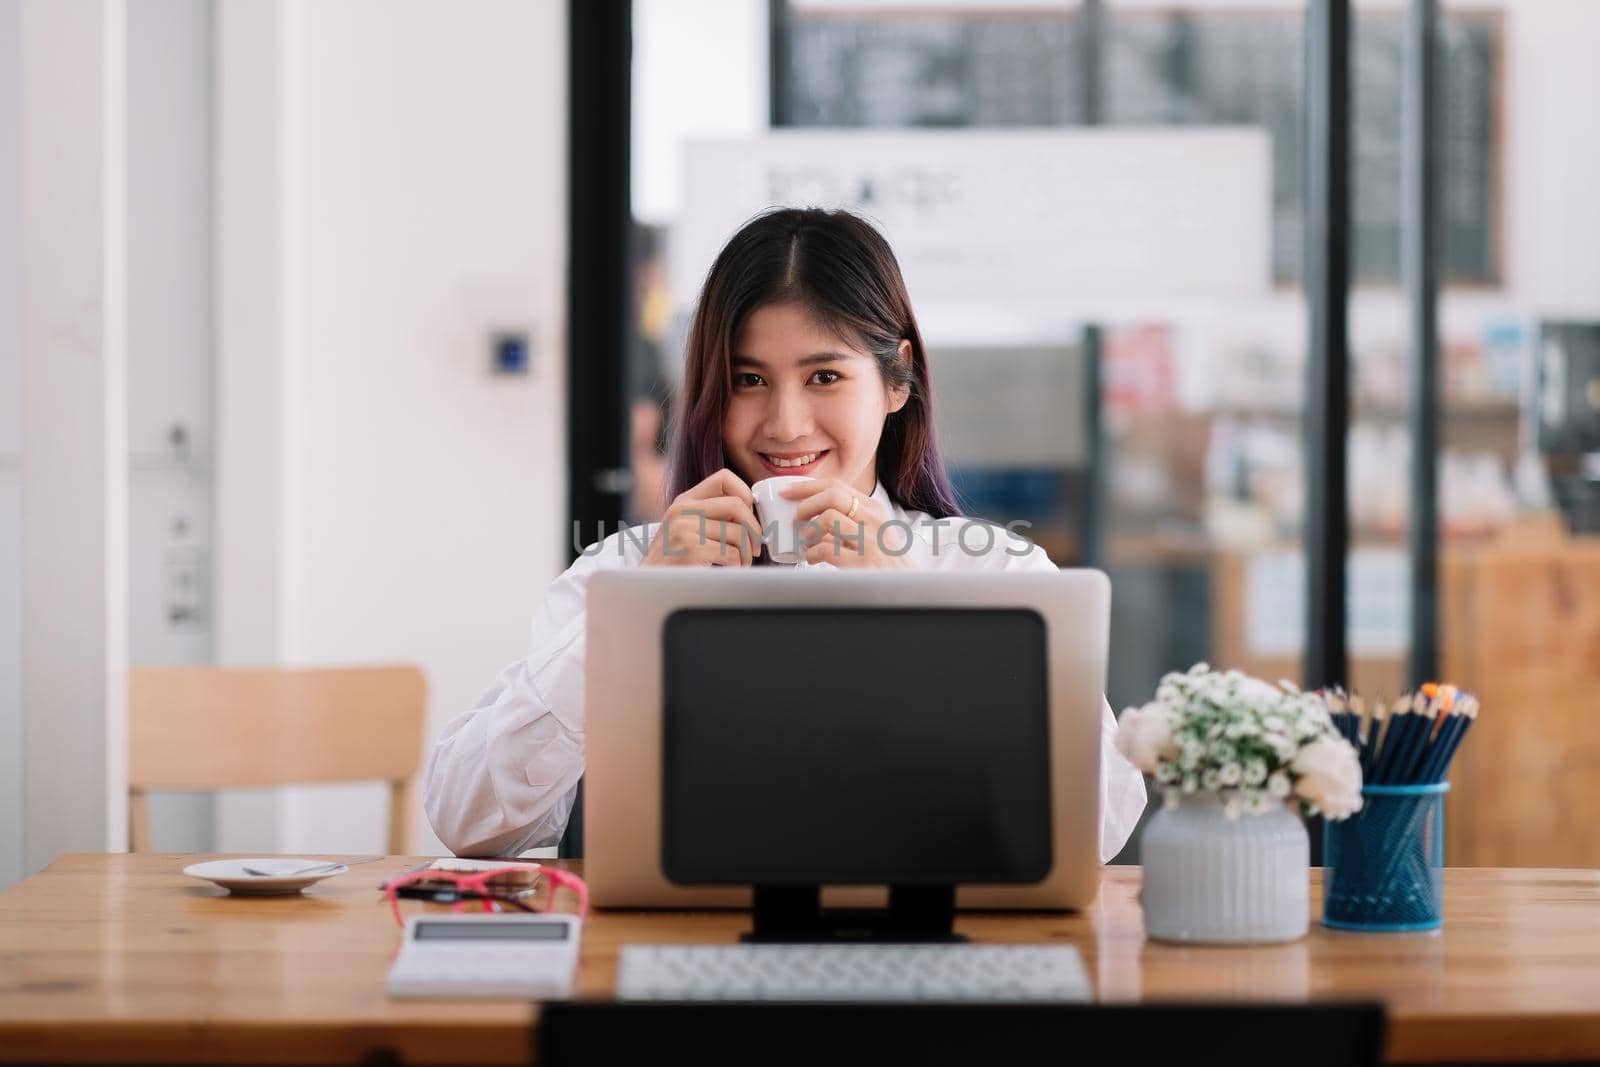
[2,855,1598,1065]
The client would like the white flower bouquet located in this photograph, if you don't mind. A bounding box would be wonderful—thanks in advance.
[1116,663,1364,820]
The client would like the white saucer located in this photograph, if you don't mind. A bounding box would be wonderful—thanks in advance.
[182,857,351,896]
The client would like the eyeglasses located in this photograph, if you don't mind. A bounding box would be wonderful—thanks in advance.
[385,865,590,928]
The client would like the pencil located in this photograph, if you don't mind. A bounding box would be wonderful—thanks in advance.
[1424,695,1478,783]
[1394,695,1440,784]
[1416,707,1460,784]
[1371,696,1415,785]
[1427,692,1474,782]
[1362,699,1389,781]
[1326,688,1350,743]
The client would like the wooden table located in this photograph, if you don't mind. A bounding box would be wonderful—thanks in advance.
[2,855,1598,1065]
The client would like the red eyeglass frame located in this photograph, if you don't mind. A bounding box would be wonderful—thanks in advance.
[385,865,589,928]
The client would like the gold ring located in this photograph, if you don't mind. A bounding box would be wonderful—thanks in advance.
[846,496,860,521]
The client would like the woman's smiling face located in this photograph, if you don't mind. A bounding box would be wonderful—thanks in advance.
[722,301,910,496]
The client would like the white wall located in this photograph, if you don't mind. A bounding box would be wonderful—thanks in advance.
[126,0,215,850]
[0,0,23,889]
[18,0,129,874]
[215,0,568,856]
[212,0,295,850]
[632,0,767,226]
[1502,0,1600,318]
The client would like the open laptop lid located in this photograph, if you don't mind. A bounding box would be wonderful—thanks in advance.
[583,569,1109,911]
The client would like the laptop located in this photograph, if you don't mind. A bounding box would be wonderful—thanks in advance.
[582,569,1110,911]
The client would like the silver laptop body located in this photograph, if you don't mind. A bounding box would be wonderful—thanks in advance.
[584,569,1109,911]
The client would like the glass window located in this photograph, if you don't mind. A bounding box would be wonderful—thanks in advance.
[626,0,1600,870]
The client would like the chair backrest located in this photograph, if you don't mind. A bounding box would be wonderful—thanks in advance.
[127,665,427,854]
[536,1002,1386,1067]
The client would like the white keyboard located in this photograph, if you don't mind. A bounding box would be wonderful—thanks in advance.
[616,943,1092,1002]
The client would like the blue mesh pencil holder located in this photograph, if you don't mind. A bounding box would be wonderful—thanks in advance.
[1323,783,1449,932]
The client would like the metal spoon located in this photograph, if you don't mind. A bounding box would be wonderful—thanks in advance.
[241,861,348,878]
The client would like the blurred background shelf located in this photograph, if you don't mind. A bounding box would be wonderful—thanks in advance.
[1210,517,1600,869]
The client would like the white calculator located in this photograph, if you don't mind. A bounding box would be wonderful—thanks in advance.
[386,913,582,999]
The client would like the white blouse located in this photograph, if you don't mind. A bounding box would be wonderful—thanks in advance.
[424,483,1150,863]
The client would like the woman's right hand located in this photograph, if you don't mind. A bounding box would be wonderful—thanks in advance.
[642,469,762,567]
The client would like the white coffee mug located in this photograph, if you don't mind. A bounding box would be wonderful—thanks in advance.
[751,476,813,564]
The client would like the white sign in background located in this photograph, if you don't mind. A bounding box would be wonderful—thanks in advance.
[1246,548,1411,659]
[676,129,1272,312]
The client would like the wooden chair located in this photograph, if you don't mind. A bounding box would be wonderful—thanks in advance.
[128,665,427,854]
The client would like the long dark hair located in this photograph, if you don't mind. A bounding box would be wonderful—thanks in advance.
[667,207,961,518]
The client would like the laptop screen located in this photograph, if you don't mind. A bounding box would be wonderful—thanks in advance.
[661,607,1053,886]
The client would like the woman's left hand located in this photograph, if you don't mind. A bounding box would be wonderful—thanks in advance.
[781,479,914,570]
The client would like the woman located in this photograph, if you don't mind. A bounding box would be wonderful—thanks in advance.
[424,208,1148,861]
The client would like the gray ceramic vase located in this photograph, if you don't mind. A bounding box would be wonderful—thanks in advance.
[1140,791,1310,944]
